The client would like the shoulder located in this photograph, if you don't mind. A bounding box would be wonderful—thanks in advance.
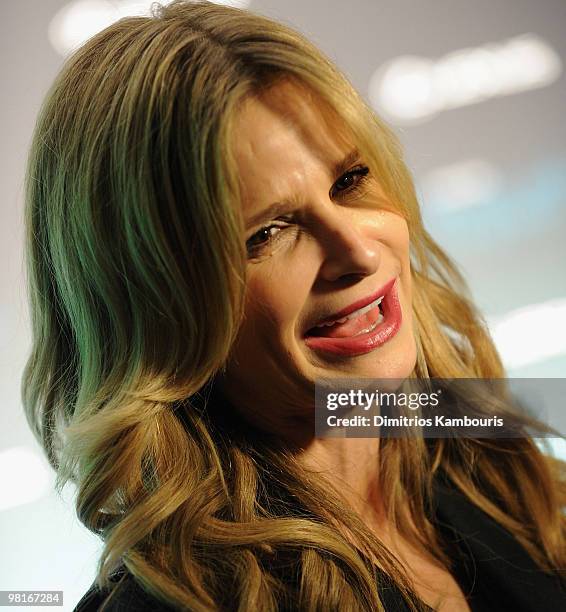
[73,558,418,612]
[431,470,566,610]
[73,566,176,612]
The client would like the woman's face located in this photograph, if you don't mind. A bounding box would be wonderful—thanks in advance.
[219,81,416,433]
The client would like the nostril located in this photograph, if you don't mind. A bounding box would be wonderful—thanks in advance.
[340,272,368,284]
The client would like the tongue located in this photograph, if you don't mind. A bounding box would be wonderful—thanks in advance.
[309,304,382,338]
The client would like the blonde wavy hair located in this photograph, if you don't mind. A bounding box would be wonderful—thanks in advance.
[21,1,566,610]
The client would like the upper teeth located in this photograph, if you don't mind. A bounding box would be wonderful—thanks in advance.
[315,296,384,328]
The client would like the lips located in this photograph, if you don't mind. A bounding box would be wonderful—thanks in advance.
[307,295,384,338]
[307,278,396,334]
[304,277,402,356]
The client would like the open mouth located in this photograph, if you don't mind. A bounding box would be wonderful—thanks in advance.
[303,277,402,356]
[306,296,385,338]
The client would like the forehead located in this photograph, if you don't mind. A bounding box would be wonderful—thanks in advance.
[231,81,355,199]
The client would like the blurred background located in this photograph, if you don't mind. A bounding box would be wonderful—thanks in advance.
[1,0,565,608]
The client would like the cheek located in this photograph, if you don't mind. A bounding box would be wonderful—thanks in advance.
[244,264,310,334]
[386,212,410,253]
[367,208,410,251]
[383,212,412,302]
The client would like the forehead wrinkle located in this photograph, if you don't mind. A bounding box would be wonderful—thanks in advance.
[257,85,354,179]
[235,87,363,231]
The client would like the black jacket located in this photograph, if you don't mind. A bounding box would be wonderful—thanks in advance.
[73,473,566,611]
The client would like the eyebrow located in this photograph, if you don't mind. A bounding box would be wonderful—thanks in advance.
[244,147,361,231]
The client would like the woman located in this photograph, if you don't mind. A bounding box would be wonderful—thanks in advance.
[21,1,565,610]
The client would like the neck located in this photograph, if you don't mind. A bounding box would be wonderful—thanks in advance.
[295,436,387,529]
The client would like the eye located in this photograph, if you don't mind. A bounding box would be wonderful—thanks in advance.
[330,165,370,199]
[245,223,285,256]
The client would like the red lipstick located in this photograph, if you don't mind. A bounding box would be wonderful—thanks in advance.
[304,277,402,356]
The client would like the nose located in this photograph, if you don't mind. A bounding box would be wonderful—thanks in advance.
[316,211,380,283]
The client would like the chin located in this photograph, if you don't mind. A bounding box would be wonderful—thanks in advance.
[311,326,417,380]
